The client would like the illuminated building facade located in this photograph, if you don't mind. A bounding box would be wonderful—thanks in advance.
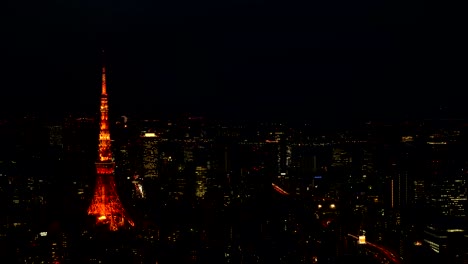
[141,132,159,178]
[423,217,468,263]
[413,179,425,205]
[195,166,208,199]
[48,125,63,147]
[429,170,467,217]
[87,64,134,231]
[390,172,408,210]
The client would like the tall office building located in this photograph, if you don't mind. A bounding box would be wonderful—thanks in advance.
[413,179,426,206]
[48,125,63,147]
[390,171,409,211]
[429,169,467,217]
[423,216,468,263]
[141,132,159,178]
[195,166,208,199]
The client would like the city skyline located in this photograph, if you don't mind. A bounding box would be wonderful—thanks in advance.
[1,1,467,263]
[0,62,467,262]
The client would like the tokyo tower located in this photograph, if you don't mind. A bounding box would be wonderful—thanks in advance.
[87,61,134,231]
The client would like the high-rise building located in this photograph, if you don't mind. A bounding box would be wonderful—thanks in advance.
[141,132,159,178]
[429,169,467,217]
[48,125,63,147]
[413,180,425,204]
[390,171,408,211]
[195,166,208,199]
[423,216,468,263]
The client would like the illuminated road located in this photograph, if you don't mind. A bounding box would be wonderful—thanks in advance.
[272,183,290,196]
[271,183,401,264]
[347,234,401,264]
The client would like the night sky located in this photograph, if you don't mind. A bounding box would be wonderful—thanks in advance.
[1,0,465,122]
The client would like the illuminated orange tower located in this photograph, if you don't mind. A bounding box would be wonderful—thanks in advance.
[87,62,134,231]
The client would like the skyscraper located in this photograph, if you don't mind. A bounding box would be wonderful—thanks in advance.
[141,132,159,178]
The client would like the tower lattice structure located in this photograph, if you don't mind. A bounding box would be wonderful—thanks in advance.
[87,64,134,231]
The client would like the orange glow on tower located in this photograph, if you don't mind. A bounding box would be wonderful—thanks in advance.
[87,64,134,231]
[101,66,107,95]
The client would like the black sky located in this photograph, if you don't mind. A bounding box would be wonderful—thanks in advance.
[1,0,466,122]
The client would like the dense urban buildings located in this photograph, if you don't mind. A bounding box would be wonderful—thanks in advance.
[1,113,467,263]
[0,62,467,263]
[2,0,464,260]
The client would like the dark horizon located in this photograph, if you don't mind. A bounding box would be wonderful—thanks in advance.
[2,0,465,123]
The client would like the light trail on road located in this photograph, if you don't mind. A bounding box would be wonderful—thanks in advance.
[347,234,401,264]
[272,183,290,196]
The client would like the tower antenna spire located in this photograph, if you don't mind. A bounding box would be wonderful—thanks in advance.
[101,49,107,95]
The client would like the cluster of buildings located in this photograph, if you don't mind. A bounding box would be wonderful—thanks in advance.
[0,112,467,263]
